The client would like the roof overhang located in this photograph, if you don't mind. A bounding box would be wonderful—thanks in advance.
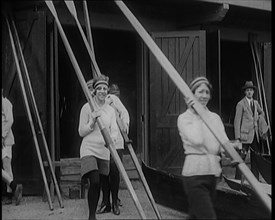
[197,0,271,11]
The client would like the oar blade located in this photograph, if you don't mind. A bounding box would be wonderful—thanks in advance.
[64,0,77,18]
[45,0,57,17]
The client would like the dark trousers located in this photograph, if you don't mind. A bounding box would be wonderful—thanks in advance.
[183,175,217,220]
[235,135,260,180]
[101,149,123,205]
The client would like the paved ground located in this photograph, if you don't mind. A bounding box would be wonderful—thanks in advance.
[2,180,188,220]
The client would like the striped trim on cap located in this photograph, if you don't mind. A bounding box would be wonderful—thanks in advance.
[93,80,108,89]
[189,76,211,93]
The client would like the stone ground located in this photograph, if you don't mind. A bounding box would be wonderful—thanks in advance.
[2,180,188,220]
[2,153,269,220]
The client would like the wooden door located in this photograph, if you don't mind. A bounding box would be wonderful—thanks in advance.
[2,10,46,195]
[148,31,206,171]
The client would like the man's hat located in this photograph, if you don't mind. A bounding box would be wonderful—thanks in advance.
[242,81,257,90]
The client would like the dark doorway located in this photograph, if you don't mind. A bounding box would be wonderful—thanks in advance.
[58,27,138,158]
[220,40,252,139]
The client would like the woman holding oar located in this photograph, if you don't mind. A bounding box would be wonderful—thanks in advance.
[78,74,119,220]
[177,76,239,219]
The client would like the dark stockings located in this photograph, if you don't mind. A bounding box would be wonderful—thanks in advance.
[109,159,120,205]
[100,173,110,205]
[101,150,122,206]
[86,170,100,220]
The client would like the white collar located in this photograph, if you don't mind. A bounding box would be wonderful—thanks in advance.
[245,97,253,104]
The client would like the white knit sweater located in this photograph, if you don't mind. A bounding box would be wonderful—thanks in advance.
[177,108,229,177]
[78,102,119,160]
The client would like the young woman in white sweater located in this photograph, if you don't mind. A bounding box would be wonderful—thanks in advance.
[177,76,229,219]
[78,75,118,220]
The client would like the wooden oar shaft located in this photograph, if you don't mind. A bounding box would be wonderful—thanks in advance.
[83,0,95,54]
[45,1,146,218]
[10,17,64,208]
[115,0,271,213]
[83,0,96,77]
[6,17,54,211]
[64,1,101,76]
[75,18,101,75]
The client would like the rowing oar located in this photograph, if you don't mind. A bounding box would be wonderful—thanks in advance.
[5,16,54,211]
[64,1,101,76]
[10,16,64,208]
[114,0,271,213]
[64,1,162,217]
[82,0,97,78]
[44,1,146,218]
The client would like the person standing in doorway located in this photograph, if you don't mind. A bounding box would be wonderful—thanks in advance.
[2,89,23,205]
[97,83,130,215]
[234,81,265,180]
[78,75,119,220]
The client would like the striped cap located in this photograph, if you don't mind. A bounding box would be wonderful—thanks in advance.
[93,80,108,89]
[91,74,109,90]
[189,76,212,93]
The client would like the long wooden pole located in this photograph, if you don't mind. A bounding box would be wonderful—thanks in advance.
[10,16,64,208]
[45,1,146,218]
[114,0,271,213]
[82,0,96,78]
[64,1,101,76]
[6,17,54,211]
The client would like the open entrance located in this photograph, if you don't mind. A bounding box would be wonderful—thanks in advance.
[58,27,139,159]
[220,40,252,139]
